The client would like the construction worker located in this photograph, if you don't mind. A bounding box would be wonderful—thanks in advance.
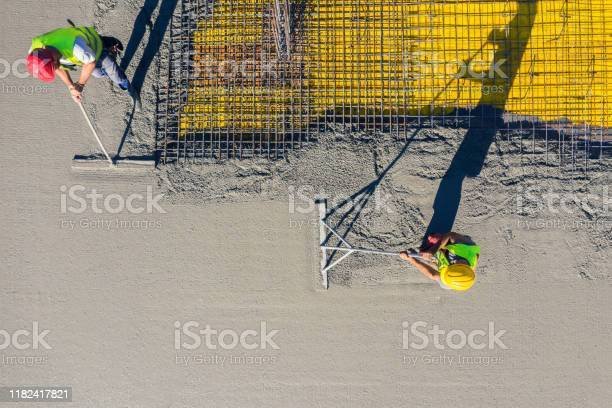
[27,26,141,109]
[400,232,479,291]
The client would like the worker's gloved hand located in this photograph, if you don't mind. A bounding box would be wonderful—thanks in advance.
[69,83,84,104]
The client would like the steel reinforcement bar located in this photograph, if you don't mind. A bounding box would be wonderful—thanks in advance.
[158,0,611,171]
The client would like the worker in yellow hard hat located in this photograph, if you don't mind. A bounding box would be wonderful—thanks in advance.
[400,232,479,291]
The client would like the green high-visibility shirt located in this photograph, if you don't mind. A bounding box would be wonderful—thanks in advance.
[31,26,103,67]
[435,243,480,272]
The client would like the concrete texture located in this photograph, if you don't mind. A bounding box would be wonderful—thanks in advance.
[0,1,611,407]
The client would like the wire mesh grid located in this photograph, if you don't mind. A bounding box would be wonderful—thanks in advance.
[158,0,611,169]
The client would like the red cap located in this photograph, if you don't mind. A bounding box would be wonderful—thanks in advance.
[27,49,57,83]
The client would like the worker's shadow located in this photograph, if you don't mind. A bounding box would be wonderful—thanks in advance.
[423,0,538,243]
[116,0,178,158]
[325,1,538,256]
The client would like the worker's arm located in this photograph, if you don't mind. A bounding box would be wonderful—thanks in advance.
[77,62,96,87]
[71,38,97,89]
[438,233,454,250]
[69,62,97,103]
[56,68,74,89]
[433,232,468,250]
[399,251,440,281]
[441,232,474,247]
[55,68,82,104]
[67,39,98,103]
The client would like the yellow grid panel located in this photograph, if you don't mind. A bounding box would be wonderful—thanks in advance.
[179,0,611,134]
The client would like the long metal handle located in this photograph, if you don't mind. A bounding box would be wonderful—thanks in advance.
[321,246,429,262]
[78,102,113,165]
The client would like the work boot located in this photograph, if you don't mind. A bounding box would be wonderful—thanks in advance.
[127,83,142,112]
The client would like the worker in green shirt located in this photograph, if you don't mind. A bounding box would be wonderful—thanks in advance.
[400,232,479,291]
[27,26,140,109]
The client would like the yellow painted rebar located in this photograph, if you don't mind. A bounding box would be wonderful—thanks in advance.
[180,0,611,133]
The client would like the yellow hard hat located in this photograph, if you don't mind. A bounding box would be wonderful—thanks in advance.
[440,263,476,292]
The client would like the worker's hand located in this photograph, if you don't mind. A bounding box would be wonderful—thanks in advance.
[69,84,83,104]
[419,251,433,261]
[399,250,417,263]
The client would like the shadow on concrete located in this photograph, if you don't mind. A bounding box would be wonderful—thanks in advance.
[323,127,422,266]
[120,0,178,95]
[423,0,539,244]
[117,0,178,158]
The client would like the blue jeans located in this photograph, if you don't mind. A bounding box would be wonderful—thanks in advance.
[92,51,130,90]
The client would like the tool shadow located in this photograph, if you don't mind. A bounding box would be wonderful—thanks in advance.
[323,127,422,268]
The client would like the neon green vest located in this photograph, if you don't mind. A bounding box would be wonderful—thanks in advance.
[31,27,103,66]
[435,243,480,271]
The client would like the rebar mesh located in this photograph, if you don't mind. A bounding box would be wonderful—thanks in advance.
[159,0,611,168]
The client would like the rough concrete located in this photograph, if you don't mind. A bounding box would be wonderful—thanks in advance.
[1,1,611,407]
